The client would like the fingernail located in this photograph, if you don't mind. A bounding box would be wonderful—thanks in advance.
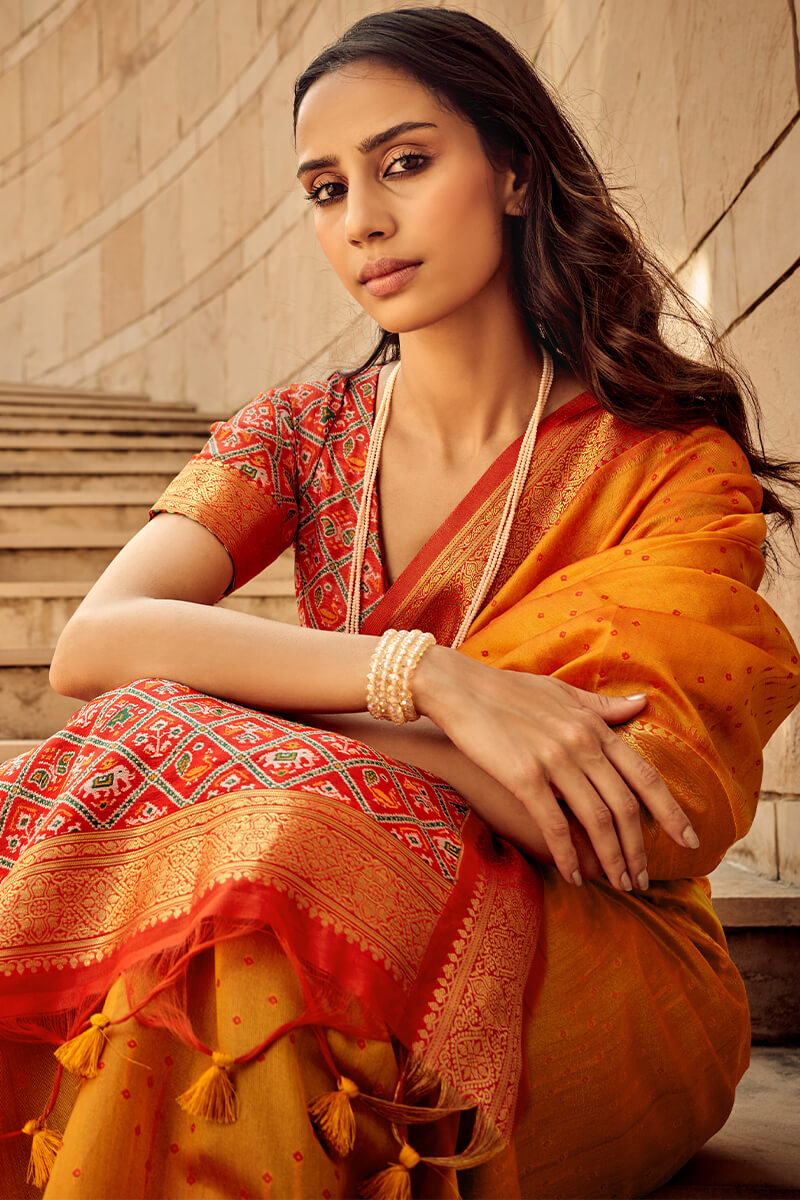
[620,871,633,891]
[637,869,649,891]
[572,869,583,886]
[682,826,700,849]
[624,693,648,701]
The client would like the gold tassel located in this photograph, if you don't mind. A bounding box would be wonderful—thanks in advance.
[176,1051,238,1123]
[360,1143,420,1200]
[308,1074,360,1156]
[54,1012,111,1078]
[22,1119,63,1189]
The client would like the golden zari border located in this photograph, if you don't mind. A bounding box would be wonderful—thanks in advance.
[0,789,449,982]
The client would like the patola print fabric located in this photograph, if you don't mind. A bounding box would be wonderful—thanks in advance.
[0,364,798,1198]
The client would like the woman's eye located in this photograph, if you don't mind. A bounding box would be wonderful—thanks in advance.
[306,180,345,208]
[384,152,428,177]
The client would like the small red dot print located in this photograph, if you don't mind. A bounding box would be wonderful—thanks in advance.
[583,643,590,651]
[121,1088,130,1100]
[357,1038,367,1049]
[164,1054,173,1067]
[147,1076,155,1089]
[570,609,577,616]
[190,1124,196,1133]
[560,574,567,581]
[575,590,583,596]
[243,956,254,966]
[672,609,681,616]
[622,652,630,660]
[127,1038,137,1049]
[323,1190,332,1199]
[262,1173,272,1185]
[633,620,640,627]
[537,612,544,618]
[610,629,618,637]
[268,994,278,1006]
[187,1176,196,1187]
[289,1033,296,1044]
[697,676,705,683]
[256,1052,266,1063]
[624,548,632,555]
[134,1125,141,1136]
[481,650,489,657]
[726,705,733,712]
[490,599,497,607]
[73,1169,81,1179]
[98,1060,106,1071]
[232,1014,242,1025]
[559,1029,568,1039]
[641,555,650,561]
[719,546,727,554]
[170,1143,179,1154]
[726,673,732,681]
[730,585,738,593]
[690,453,698,461]
[601,594,609,600]
[239,1189,249,1199]
[651,473,657,481]
[559,631,566,638]
[293,1151,304,1162]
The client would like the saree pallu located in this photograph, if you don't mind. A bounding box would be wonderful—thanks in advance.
[1,366,798,1198]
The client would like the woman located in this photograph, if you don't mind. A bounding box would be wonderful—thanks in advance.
[1,7,798,1198]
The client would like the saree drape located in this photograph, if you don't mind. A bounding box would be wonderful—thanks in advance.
[0,365,797,1199]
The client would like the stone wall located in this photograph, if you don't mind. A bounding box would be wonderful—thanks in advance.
[1,0,798,875]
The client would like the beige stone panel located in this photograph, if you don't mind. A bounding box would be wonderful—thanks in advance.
[101,208,144,336]
[22,144,62,258]
[61,112,101,233]
[60,0,100,112]
[0,63,22,163]
[180,139,222,281]
[221,94,263,247]
[100,80,140,206]
[258,0,294,39]
[21,272,65,375]
[777,800,800,884]
[143,178,182,307]
[224,257,270,407]
[260,49,301,213]
[0,2,23,53]
[0,293,23,381]
[184,293,225,410]
[139,0,173,36]
[671,0,798,251]
[144,322,186,403]
[217,0,260,92]
[99,0,139,78]
[22,28,61,139]
[277,0,321,58]
[677,212,739,337]
[139,38,180,173]
[177,0,218,133]
[727,269,800,798]
[23,0,59,27]
[731,122,800,317]
[63,245,102,357]
[727,798,778,879]
[0,174,24,276]
[97,345,146,392]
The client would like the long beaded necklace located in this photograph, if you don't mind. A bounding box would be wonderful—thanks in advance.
[345,348,555,647]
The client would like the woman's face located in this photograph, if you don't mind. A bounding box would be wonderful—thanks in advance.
[294,62,524,334]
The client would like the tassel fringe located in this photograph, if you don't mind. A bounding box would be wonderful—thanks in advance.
[176,1051,238,1123]
[308,1075,359,1156]
[360,1144,420,1200]
[54,1012,111,1078]
[22,1120,63,1189]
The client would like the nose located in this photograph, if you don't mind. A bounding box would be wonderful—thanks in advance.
[345,182,396,246]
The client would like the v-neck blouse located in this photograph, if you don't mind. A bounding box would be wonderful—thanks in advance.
[150,363,600,633]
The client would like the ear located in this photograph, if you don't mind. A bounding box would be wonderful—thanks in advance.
[503,151,531,217]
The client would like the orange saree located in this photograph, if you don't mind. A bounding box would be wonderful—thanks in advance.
[0,365,797,1199]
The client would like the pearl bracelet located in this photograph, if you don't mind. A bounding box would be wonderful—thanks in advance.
[366,628,436,724]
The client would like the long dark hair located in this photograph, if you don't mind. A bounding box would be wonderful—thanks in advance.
[293,6,798,533]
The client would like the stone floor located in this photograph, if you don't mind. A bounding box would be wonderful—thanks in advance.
[647,1046,800,1198]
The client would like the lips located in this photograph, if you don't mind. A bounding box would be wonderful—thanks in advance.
[357,257,421,283]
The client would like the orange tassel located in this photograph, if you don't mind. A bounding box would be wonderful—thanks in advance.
[360,1143,420,1200]
[22,1119,63,1189]
[308,1074,360,1156]
[176,1051,238,1123]
[54,1012,111,1077]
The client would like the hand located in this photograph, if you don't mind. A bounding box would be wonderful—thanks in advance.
[413,647,698,890]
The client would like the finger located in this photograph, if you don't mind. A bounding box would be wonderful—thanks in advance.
[603,736,699,851]
[515,774,583,886]
[547,762,633,891]
[583,755,650,889]
[561,684,649,725]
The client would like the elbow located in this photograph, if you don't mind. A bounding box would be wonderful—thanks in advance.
[49,615,104,701]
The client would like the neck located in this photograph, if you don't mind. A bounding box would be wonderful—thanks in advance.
[392,277,545,456]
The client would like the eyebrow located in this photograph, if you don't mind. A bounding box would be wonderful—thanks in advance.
[296,121,438,179]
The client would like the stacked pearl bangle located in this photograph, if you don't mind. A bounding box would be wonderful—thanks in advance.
[366,629,436,724]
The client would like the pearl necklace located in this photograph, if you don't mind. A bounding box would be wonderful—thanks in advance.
[345,349,555,647]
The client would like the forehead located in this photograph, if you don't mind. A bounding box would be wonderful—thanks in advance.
[295,62,453,154]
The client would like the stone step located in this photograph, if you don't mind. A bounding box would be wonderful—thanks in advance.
[709,860,800,1043]
[0,434,206,451]
[0,415,213,434]
[0,398,195,418]
[0,574,298,645]
[0,450,193,471]
[0,382,154,404]
[0,470,177,494]
[0,648,81,738]
[0,491,156,534]
[0,740,37,765]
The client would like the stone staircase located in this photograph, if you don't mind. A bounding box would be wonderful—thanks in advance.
[0,380,297,752]
[1,381,799,1197]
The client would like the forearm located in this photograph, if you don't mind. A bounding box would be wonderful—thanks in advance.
[50,598,378,713]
